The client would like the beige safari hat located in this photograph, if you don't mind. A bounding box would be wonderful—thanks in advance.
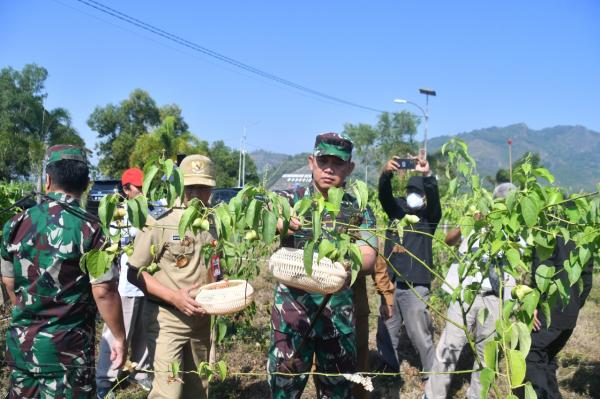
[179,154,216,187]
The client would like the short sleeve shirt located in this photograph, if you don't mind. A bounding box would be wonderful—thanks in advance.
[0,192,111,375]
[128,208,213,299]
[271,189,377,339]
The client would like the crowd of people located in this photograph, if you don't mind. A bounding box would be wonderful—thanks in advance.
[0,134,592,399]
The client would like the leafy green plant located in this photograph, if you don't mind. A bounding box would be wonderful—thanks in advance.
[430,139,600,398]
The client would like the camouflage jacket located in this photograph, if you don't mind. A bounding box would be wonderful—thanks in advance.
[271,187,377,339]
[0,192,114,375]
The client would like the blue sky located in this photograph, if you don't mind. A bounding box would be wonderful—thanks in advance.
[2,0,599,157]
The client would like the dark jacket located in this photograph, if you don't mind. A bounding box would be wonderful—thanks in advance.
[378,173,442,285]
[532,236,593,329]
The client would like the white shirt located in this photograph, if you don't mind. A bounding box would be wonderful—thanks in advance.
[111,213,144,297]
[442,235,515,300]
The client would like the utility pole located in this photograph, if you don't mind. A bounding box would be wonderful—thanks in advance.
[418,88,436,156]
[237,127,246,188]
[508,138,513,184]
[394,88,436,157]
[237,121,260,188]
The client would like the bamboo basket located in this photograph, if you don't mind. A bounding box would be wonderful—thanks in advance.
[195,280,254,315]
[268,247,348,294]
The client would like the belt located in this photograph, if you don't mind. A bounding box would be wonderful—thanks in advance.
[481,291,498,297]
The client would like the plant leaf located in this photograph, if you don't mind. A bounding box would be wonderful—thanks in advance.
[505,248,524,270]
[178,205,198,239]
[524,382,537,399]
[294,197,312,217]
[142,165,159,196]
[348,243,363,286]
[520,196,538,227]
[351,180,369,211]
[172,167,184,199]
[261,210,277,244]
[479,367,495,398]
[515,322,531,357]
[326,187,344,216]
[216,360,228,381]
[534,167,555,183]
[312,210,322,242]
[164,158,174,179]
[318,239,335,262]
[245,199,259,229]
[217,318,227,343]
[483,340,498,372]
[98,194,118,231]
[522,289,540,318]
[303,241,315,276]
[508,349,526,387]
[534,264,554,294]
[127,195,148,229]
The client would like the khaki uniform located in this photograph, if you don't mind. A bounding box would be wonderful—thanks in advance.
[373,250,395,308]
[128,208,213,399]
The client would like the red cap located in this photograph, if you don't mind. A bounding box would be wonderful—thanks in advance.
[121,168,144,187]
[507,138,513,145]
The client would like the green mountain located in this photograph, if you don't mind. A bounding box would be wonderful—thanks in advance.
[249,150,310,187]
[428,124,600,191]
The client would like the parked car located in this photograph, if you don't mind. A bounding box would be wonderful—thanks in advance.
[86,179,121,217]
[210,187,242,207]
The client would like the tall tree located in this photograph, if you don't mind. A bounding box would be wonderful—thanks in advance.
[0,64,83,181]
[377,111,420,159]
[208,140,258,187]
[343,111,419,185]
[88,89,161,177]
[129,116,209,169]
[344,111,419,160]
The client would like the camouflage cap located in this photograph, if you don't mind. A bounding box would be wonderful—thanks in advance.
[313,132,353,161]
[46,144,88,166]
[179,154,216,187]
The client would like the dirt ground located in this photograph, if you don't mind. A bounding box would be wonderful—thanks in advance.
[1,273,600,399]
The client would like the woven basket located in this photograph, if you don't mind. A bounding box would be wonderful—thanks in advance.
[268,247,348,294]
[195,280,254,315]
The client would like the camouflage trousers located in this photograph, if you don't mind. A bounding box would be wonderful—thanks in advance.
[267,329,357,399]
[8,367,94,399]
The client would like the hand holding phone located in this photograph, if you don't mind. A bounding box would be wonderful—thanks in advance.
[392,157,417,170]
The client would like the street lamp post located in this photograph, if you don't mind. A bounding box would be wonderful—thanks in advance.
[393,87,436,155]
[237,121,260,187]
[508,138,513,184]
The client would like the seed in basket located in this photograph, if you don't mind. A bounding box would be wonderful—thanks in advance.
[208,280,230,290]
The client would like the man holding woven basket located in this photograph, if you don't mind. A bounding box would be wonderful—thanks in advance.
[267,132,378,399]
[127,154,216,399]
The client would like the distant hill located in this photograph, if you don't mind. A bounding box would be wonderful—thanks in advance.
[249,150,310,187]
[428,124,600,191]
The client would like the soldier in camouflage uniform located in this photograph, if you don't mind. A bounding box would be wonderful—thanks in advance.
[268,133,378,399]
[0,145,127,399]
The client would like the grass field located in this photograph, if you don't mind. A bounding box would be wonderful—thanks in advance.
[1,274,599,398]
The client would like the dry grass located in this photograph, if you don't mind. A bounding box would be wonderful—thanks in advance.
[1,274,600,398]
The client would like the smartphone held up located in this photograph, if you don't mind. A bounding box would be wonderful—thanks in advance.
[392,157,417,170]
